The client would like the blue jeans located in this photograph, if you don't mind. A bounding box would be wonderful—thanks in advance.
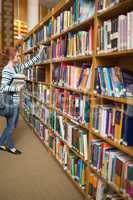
[0,105,20,149]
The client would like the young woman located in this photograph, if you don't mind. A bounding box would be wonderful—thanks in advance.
[0,46,43,155]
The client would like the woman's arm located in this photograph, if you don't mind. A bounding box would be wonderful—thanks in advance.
[15,54,40,73]
[15,46,44,73]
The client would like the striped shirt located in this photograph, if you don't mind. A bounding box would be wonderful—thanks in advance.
[1,55,40,105]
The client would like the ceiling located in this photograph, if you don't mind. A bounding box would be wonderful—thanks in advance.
[40,0,59,9]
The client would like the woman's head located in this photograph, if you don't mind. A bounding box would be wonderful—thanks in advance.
[0,47,19,66]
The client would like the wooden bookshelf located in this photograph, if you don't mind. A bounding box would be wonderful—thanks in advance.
[21,0,133,199]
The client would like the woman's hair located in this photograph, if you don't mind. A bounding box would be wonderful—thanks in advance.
[0,47,17,66]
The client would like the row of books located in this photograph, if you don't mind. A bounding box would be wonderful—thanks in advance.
[53,0,95,35]
[97,0,120,12]
[50,111,88,160]
[52,63,92,91]
[88,174,123,199]
[52,88,90,126]
[35,20,52,43]
[97,11,133,53]
[24,111,87,189]
[25,67,45,82]
[52,28,93,58]
[32,83,50,104]
[90,140,133,199]
[92,104,133,146]
[94,66,133,98]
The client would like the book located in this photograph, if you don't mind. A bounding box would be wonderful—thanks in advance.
[10,73,25,90]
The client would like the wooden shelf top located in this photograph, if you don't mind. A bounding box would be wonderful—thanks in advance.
[97,0,133,19]
[96,49,133,58]
[52,0,72,16]
[34,60,51,65]
[95,94,133,105]
[51,84,90,95]
[91,129,133,157]
[51,16,94,40]
[52,55,92,63]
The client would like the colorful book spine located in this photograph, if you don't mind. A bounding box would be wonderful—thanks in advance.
[90,139,133,198]
[52,88,90,126]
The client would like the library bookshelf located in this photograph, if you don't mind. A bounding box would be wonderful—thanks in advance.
[21,0,133,199]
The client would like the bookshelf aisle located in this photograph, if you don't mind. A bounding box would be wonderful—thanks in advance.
[21,0,133,199]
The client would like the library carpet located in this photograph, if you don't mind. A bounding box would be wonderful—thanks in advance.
[0,116,83,200]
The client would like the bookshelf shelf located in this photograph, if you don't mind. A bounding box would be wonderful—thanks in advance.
[22,0,133,199]
[34,60,51,65]
[97,0,133,19]
[51,16,94,40]
[91,129,133,157]
[52,55,92,63]
[96,49,133,58]
[51,84,90,95]
[95,94,133,105]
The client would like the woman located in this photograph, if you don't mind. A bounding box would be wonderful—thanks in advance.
[0,46,43,155]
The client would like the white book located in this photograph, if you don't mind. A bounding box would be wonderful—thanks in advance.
[83,134,88,160]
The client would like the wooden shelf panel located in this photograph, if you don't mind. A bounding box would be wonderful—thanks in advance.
[51,84,90,95]
[52,55,92,63]
[51,16,94,40]
[95,94,133,105]
[34,60,51,65]
[96,49,133,58]
[91,129,133,157]
[25,80,50,86]
[97,0,133,20]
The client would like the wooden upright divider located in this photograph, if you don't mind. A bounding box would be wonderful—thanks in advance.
[21,1,133,199]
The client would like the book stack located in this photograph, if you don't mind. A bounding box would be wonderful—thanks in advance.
[50,111,88,160]
[52,63,92,91]
[52,88,90,126]
[92,104,133,146]
[68,152,86,189]
[52,28,93,58]
[90,140,133,198]
[97,11,133,53]
[94,66,133,98]
[35,20,52,43]
[97,0,120,12]
[53,0,95,35]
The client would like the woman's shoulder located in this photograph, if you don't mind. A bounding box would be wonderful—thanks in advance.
[2,64,15,74]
